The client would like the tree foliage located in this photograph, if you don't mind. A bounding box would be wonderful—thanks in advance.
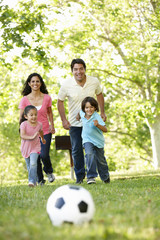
[1,0,160,180]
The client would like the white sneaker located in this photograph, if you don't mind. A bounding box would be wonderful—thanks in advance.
[28,182,35,187]
[47,173,55,183]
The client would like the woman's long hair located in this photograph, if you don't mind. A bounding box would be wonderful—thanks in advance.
[21,73,48,96]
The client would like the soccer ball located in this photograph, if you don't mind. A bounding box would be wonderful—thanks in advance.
[46,184,95,226]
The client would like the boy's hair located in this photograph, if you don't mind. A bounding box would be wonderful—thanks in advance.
[71,59,86,71]
[19,105,37,125]
[21,73,48,96]
[81,97,99,112]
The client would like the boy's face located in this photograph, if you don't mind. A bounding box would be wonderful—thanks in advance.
[85,102,95,117]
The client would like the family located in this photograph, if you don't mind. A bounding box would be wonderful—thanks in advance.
[19,58,110,187]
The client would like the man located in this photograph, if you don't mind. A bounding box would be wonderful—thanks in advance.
[57,58,107,184]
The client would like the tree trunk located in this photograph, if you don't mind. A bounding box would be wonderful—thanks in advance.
[147,115,160,169]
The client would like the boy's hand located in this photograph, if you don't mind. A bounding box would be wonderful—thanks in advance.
[93,120,98,126]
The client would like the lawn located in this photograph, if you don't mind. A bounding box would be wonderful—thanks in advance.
[0,170,160,240]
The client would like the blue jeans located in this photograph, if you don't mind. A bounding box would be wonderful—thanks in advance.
[25,153,39,184]
[69,127,85,181]
[84,142,109,181]
[37,133,53,182]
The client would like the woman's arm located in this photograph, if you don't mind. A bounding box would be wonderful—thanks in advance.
[19,108,24,122]
[47,106,55,134]
[39,129,46,144]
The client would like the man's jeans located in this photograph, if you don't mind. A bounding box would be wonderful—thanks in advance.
[69,127,85,181]
[84,142,109,181]
[25,153,39,184]
[37,133,53,182]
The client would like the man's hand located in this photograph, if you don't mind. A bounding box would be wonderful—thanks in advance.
[101,112,107,122]
[62,119,71,130]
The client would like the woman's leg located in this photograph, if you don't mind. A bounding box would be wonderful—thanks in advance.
[39,133,55,182]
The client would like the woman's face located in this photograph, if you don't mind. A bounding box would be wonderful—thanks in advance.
[28,76,41,91]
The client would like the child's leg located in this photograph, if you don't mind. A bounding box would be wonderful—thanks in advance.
[84,142,98,179]
[25,157,30,182]
[29,153,39,185]
[95,147,110,181]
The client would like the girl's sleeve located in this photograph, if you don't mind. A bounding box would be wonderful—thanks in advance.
[20,122,25,131]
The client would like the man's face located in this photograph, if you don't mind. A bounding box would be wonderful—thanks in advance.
[72,64,86,82]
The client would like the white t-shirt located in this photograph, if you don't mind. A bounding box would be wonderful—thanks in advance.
[58,75,102,127]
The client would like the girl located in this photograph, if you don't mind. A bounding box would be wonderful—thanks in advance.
[20,105,46,187]
[19,73,55,185]
[77,96,110,184]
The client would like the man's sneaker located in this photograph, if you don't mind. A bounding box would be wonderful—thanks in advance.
[104,177,110,184]
[76,179,83,184]
[47,173,55,183]
[87,178,96,184]
[38,179,46,186]
[76,174,85,184]
[28,182,35,187]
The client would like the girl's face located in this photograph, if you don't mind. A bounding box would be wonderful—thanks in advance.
[84,102,96,117]
[25,109,38,124]
[28,76,41,91]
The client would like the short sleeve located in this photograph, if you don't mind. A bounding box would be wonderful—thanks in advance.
[19,97,27,109]
[96,112,105,126]
[94,78,102,95]
[20,121,26,130]
[45,95,52,108]
[58,85,67,101]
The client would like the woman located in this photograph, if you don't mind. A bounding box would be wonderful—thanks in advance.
[19,73,55,185]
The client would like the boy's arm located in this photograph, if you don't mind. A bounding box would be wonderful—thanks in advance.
[93,120,107,132]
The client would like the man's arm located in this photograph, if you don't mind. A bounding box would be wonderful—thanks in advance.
[57,99,71,130]
[96,93,107,122]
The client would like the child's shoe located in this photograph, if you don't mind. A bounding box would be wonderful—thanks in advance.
[28,182,35,187]
[87,178,96,184]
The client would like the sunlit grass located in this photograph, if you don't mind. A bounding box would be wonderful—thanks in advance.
[0,171,160,240]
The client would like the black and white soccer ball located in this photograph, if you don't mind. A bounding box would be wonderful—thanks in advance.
[46,184,95,226]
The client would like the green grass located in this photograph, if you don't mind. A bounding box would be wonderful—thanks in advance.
[0,171,160,240]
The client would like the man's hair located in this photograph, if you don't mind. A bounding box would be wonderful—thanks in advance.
[81,97,99,112]
[71,59,86,71]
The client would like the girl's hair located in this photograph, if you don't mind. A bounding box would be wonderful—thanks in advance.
[21,73,48,96]
[81,97,99,112]
[19,105,37,125]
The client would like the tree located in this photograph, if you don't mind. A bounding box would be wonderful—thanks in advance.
[45,0,160,168]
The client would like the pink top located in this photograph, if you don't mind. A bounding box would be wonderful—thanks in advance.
[20,121,42,158]
[19,94,52,135]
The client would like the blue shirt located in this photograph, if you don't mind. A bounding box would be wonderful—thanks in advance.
[80,110,105,148]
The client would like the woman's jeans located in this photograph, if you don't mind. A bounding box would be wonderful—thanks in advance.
[69,127,86,181]
[37,133,53,183]
[84,142,109,181]
[25,153,39,184]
